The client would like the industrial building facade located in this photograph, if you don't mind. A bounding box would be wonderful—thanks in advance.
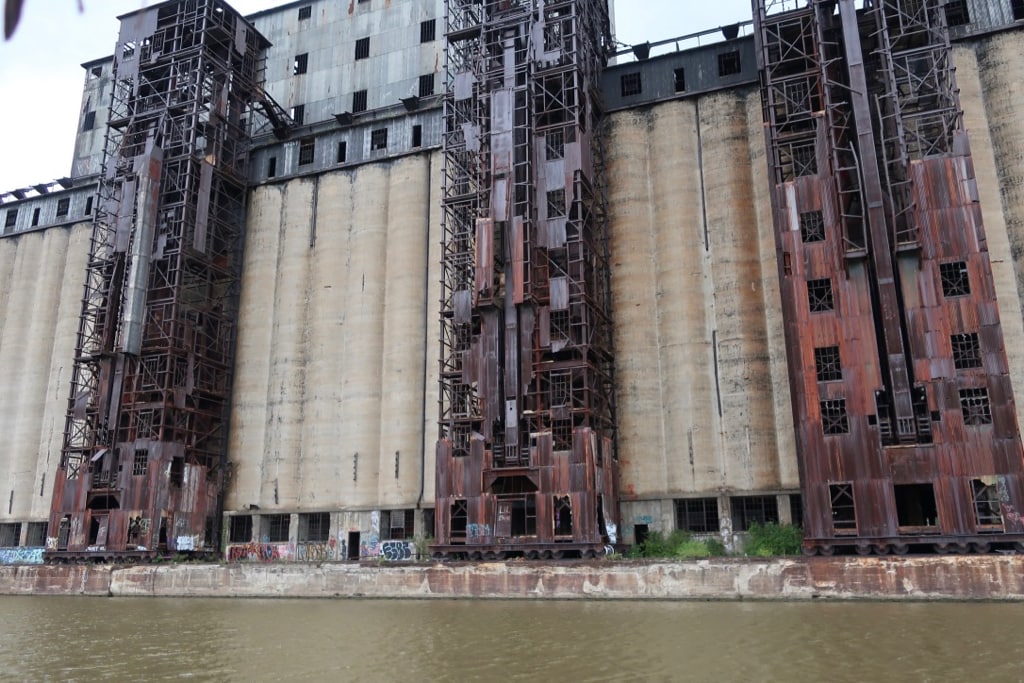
[0,0,1023,563]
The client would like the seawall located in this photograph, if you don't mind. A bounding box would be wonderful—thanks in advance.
[1,556,1022,601]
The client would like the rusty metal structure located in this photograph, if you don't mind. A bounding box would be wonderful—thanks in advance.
[47,0,281,560]
[433,0,619,559]
[754,0,1024,555]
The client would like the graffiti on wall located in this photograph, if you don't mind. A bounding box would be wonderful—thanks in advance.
[227,537,350,563]
[295,539,346,562]
[0,547,44,565]
[226,542,292,563]
[359,539,415,561]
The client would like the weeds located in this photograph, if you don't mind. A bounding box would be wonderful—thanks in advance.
[745,522,803,556]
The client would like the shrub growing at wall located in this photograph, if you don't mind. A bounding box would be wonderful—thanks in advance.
[745,522,802,556]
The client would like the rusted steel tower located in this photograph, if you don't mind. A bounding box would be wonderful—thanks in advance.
[434,0,619,559]
[47,0,274,559]
[754,0,1024,555]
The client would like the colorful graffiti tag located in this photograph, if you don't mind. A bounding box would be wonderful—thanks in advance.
[0,547,44,565]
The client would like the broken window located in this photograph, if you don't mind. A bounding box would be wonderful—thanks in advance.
[263,514,290,543]
[56,197,70,218]
[799,210,825,242]
[718,50,741,76]
[267,157,277,178]
[169,457,183,486]
[894,483,939,529]
[383,509,415,540]
[355,37,370,60]
[0,523,21,547]
[807,278,834,313]
[352,89,368,113]
[229,515,252,543]
[731,496,779,531]
[371,127,388,151]
[814,346,842,382]
[4,209,17,229]
[507,496,537,537]
[450,500,468,543]
[675,497,719,533]
[298,512,330,542]
[298,136,315,166]
[545,130,565,160]
[82,111,96,131]
[31,208,39,227]
[290,104,305,125]
[789,142,817,177]
[336,141,348,163]
[951,332,982,370]
[132,449,148,476]
[412,124,422,148]
[821,399,849,434]
[620,72,642,97]
[25,522,46,547]
[419,73,435,98]
[421,19,436,43]
[829,483,856,533]
[945,0,970,26]
[547,189,566,218]
[84,196,93,215]
[552,419,573,450]
[940,261,970,297]
[554,496,573,537]
[960,387,992,425]
[674,67,686,93]
[293,53,308,75]
[972,479,1003,529]
[298,5,312,20]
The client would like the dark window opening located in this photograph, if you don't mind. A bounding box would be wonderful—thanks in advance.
[204,516,216,548]
[352,89,368,113]
[547,189,566,218]
[508,496,537,537]
[951,333,982,370]
[355,37,370,60]
[894,483,939,529]
[674,67,686,93]
[546,129,565,160]
[945,0,970,26]
[169,457,183,486]
[423,508,435,538]
[383,509,415,540]
[940,261,970,297]
[829,483,857,533]
[4,209,18,229]
[634,523,650,547]
[82,111,96,131]
[25,522,46,547]
[412,124,423,148]
[554,496,573,537]
[263,514,289,543]
[960,387,992,426]
[84,196,93,215]
[419,73,435,98]
[293,53,308,75]
[789,142,817,177]
[789,494,803,528]
[291,104,305,125]
[132,449,148,476]
[814,346,842,382]
[732,496,779,531]
[800,210,825,242]
[347,531,360,560]
[89,65,103,79]
[620,72,642,97]
[0,523,21,547]
[1013,0,1024,21]
[371,127,388,151]
[31,208,40,227]
[230,518,251,544]
[298,136,315,166]
[972,479,1003,529]
[56,197,70,218]
[808,278,834,312]
[57,517,70,550]
[267,156,277,178]
[420,19,436,43]
[336,141,348,163]
[298,5,312,20]
[675,497,719,534]
[299,512,330,542]
[821,399,849,435]
[718,50,741,76]
[450,500,468,543]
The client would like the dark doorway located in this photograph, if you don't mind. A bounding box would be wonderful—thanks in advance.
[894,484,939,529]
[450,500,467,544]
[634,523,650,548]
[347,531,360,560]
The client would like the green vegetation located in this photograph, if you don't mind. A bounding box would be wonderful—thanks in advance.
[744,522,803,557]
[628,530,726,559]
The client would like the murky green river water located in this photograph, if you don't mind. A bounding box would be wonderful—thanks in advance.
[1,597,1022,681]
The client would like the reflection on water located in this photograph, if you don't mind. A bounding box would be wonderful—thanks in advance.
[1,596,1022,682]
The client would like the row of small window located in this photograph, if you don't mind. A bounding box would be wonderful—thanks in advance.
[287,75,435,127]
[812,333,983,385]
[827,479,1004,533]
[944,0,1024,26]
[673,495,799,534]
[291,19,436,74]
[3,196,92,231]
[227,510,415,544]
[820,387,992,436]
[618,51,742,99]
[803,261,972,315]
[269,124,422,177]
[0,522,47,548]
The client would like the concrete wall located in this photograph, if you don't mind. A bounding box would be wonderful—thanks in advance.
[605,87,798,507]
[0,224,91,524]
[226,151,441,515]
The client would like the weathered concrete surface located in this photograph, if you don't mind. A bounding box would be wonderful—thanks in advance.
[2,557,1023,600]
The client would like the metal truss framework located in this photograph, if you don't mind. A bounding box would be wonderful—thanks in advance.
[755,0,1024,555]
[434,0,619,559]
[48,0,273,559]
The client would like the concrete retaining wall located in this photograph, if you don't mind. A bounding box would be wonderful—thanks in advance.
[1,556,1022,600]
